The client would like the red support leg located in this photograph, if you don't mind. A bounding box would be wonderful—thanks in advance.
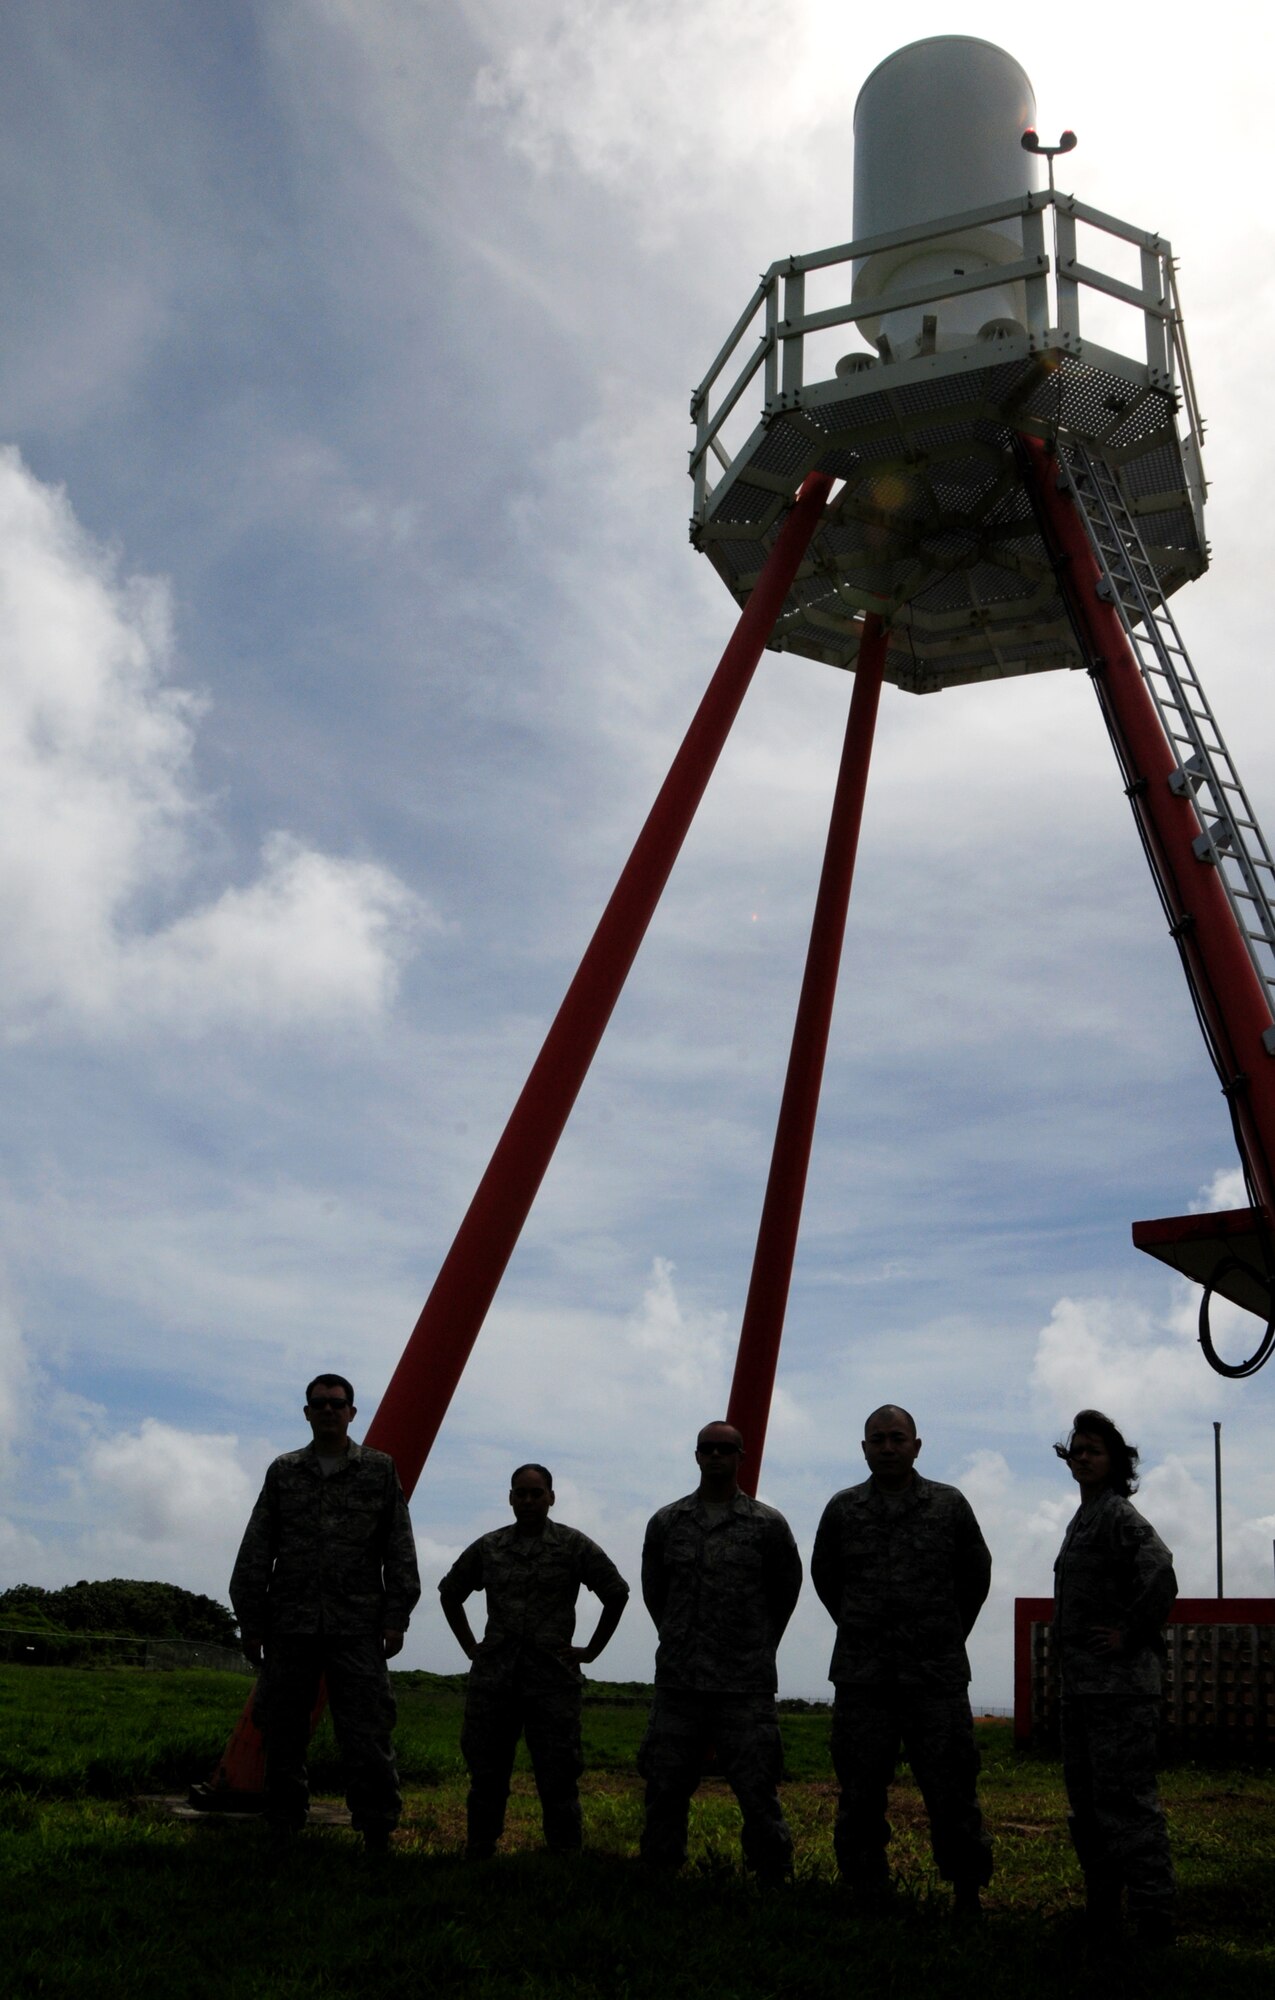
[1020,434,1275,1220]
[728,616,887,1492]
[363,471,834,1488]
[198,475,832,1799]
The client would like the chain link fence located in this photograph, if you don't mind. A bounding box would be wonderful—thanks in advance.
[0,1627,251,1673]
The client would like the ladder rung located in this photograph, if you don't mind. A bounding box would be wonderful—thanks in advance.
[1067,437,1275,985]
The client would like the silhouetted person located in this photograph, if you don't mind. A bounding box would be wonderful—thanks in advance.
[812,1403,992,1916]
[230,1373,420,1855]
[638,1420,802,1881]
[1053,1408,1177,1948]
[439,1462,629,1858]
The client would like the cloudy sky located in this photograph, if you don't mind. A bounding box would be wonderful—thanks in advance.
[2,0,1274,1704]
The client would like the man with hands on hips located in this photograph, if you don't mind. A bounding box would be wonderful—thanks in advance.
[439,1462,630,1859]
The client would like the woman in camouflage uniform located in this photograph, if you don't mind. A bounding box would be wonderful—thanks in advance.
[1053,1409,1177,1948]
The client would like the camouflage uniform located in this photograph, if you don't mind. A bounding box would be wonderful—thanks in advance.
[811,1474,992,1890]
[438,1521,629,1855]
[1053,1489,1177,1917]
[229,1440,420,1833]
[638,1492,802,1876]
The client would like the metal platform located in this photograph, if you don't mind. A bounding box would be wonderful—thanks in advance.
[1132,1207,1273,1319]
[690,190,1207,694]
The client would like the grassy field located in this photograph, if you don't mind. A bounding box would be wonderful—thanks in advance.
[2,1665,1273,1998]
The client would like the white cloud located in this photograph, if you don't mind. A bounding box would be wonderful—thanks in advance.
[470,0,814,221]
[49,1418,259,1605]
[1192,1164,1248,1212]
[118,833,421,1032]
[0,1419,261,1609]
[628,1256,728,1400]
[0,446,424,1039]
[83,1417,256,1545]
[1136,1455,1275,1600]
[956,1448,1012,1509]
[1030,1293,1203,1432]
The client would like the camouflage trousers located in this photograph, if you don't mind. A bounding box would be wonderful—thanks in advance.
[460,1677,584,1855]
[637,1690,793,1878]
[831,1685,992,1888]
[253,1634,400,1833]
[1061,1696,1175,1914]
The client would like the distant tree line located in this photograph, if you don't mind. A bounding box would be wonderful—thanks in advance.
[0,1579,238,1646]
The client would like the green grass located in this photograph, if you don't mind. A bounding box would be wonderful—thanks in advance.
[0,1665,833,1796]
[1,1666,1272,1998]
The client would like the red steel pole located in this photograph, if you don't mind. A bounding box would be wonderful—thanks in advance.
[200,474,833,1800]
[728,616,887,1491]
[366,470,834,1486]
[1020,433,1275,1221]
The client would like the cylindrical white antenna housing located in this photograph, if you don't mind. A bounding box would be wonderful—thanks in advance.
[851,37,1042,361]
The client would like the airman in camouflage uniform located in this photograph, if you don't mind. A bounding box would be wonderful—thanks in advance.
[811,1404,992,1915]
[1053,1409,1177,1945]
[439,1463,629,1858]
[229,1373,420,1852]
[638,1421,803,1880]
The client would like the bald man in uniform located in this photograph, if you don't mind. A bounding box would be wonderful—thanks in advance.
[638,1420,802,1881]
[811,1404,992,1916]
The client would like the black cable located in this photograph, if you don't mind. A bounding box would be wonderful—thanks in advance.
[1198,1260,1275,1377]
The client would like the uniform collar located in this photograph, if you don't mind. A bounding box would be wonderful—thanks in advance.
[686,1487,752,1524]
[852,1470,930,1509]
[505,1517,563,1545]
[303,1438,361,1472]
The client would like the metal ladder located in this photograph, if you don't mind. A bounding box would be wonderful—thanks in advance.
[1064,440,1275,1039]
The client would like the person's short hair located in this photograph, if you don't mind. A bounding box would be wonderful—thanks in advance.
[306,1373,355,1406]
[511,1462,552,1489]
[863,1403,916,1438]
[695,1422,744,1453]
[1053,1408,1140,1496]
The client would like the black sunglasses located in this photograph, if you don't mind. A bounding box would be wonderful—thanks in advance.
[696,1440,742,1456]
[308,1396,350,1410]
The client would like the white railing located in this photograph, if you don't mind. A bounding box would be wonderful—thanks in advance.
[689,188,1205,525]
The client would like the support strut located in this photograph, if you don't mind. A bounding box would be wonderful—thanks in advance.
[1019,432,1275,1222]
[728,617,886,1492]
[366,469,835,1488]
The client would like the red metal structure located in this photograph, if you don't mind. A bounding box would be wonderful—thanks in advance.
[201,44,1275,1802]
[1013,1596,1275,1750]
[363,467,836,1495]
[1019,434,1275,1220]
[1018,438,1275,1376]
[727,617,885,1485]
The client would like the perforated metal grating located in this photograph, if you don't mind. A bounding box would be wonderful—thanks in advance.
[694,336,1204,693]
[709,479,781,526]
[749,421,817,476]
